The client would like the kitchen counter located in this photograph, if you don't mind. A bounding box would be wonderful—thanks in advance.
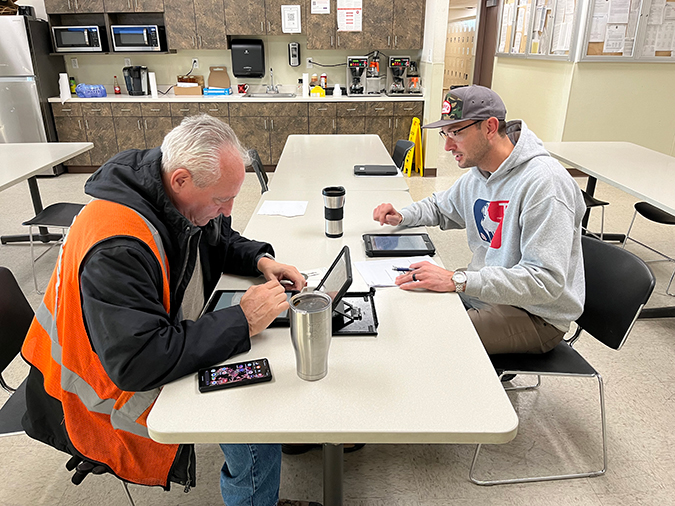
[48,92,425,103]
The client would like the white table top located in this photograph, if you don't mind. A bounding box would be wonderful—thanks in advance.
[270,135,410,193]
[147,189,518,445]
[0,142,93,192]
[544,141,675,216]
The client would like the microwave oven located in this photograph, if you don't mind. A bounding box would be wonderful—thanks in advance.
[111,25,162,52]
[52,26,102,52]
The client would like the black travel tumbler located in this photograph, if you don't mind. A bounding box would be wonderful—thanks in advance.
[322,186,346,238]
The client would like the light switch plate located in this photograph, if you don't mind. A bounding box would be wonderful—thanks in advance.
[124,58,132,66]
[71,58,78,69]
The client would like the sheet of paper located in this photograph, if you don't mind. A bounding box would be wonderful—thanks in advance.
[498,3,513,52]
[648,0,667,25]
[622,37,635,55]
[513,31,523,52]
[311,0,330,14]
[593,0,610,17]
[281,5,301,33]
[551,0,566,51]
[642,23,658,55]
[603,23,626,52]
[655,20,675,50]
[257,200,308,217]
[627,0,641,35]
[608,0,630,23]
[354,256,439,288]
[665,2,675,20]
[565,0,575,16]
[590,14,608,41]
[337,0,362,31]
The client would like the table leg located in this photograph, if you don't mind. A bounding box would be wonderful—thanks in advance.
[323,443,344,506]
[639,307,675,319]
[0,176,62,245]
[583,176,625,243]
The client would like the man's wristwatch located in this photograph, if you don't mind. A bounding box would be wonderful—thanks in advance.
[452,271,467,293]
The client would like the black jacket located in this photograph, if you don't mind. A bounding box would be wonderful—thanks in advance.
[22,147,273,489]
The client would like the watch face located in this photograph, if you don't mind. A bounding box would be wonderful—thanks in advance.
[454,271,467,283]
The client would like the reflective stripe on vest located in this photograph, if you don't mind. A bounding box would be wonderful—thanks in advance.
[22,199,179,488]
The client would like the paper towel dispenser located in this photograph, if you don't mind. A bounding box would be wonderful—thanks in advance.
[231,39,265,78]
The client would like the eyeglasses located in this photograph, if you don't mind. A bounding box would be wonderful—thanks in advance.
[439,120,482,139]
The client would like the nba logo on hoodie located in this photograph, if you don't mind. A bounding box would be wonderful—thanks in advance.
[473,199,509,248]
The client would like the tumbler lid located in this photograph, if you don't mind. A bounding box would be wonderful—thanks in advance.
[291,292,332,313]
[322,186,346,197]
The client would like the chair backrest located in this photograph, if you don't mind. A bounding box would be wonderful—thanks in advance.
[0,267,34,376]
[577,236,655,350]
[248,149,268,194]
[391,140,414,170]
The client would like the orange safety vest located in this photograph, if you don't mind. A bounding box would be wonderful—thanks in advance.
[22,199,180,488]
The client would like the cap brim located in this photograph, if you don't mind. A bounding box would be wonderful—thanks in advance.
[421,118,463,129]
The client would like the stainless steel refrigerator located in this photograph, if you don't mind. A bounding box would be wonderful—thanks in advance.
[0,15,66,174]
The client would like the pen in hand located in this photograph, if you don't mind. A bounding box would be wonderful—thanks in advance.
[392,267,414,272]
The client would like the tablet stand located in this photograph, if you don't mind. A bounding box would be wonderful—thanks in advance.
[332,288,379,336]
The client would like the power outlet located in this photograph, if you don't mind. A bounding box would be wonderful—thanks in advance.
[306,57,313,68]
[124,57,132,67]
[192,58,199,69]
[71,58,78,69]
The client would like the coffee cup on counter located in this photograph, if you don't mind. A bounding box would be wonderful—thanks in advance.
[237,83,249,94]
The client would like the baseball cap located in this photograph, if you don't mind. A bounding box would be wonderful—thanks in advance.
[422,85,507,129]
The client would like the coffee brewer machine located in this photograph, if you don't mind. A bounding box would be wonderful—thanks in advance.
[406,61,422,94]
[122,65,149,95]
[386,56,410,95]
[346,56,368,96]
[365,51,385,95]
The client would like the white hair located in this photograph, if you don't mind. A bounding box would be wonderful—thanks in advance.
[160,114,251,187]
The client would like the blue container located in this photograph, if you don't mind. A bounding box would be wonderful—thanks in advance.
[75,84,108,98]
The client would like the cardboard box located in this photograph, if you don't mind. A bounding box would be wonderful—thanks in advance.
[208,66,231,89]
[174,85,203,96]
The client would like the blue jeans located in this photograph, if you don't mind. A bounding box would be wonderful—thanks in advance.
[219,444,282,506]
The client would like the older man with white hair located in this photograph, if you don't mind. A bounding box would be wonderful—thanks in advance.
[21,114,318,506]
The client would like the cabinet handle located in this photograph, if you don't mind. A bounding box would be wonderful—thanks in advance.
[180,108,189,112]
[264,118,267,130]
[268,21,271,32]
[137,119,141,130]
[330,36,334,47]
[346,108,356,111]
[121,108,131,112]
[134,0,138,9]
[150,108,160,112]
[318,107,327,111]
[387,36,391,47]
[78,119,82,129]
[261,21,264,32]
[403,107,413,111]
[198,35,202,48]
[333,119,335,131]
[375,107,384,111]
[84,120,89,129]
[144,120,148,130]
[209,108,218,112]
[191,35,196,48]
[395,119,399,128]
[394,35,398,47]
[337,35,340,47]
[389,118,391,128]
[74,0,78,9]
[127,0,131,7]
[67,0,71,9]
[270,119,274,130]
[62,108,72,112]
[90,108,101,112]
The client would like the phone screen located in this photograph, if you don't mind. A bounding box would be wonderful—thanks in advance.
[198,358,272,392]
[371,235,428,251]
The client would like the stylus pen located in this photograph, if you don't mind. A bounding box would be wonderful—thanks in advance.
[392,267,414,272]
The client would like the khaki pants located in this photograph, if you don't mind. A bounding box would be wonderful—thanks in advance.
[459,294,565,355]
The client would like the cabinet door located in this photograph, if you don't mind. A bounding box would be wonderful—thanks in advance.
[229,116,270,164]
[140,103,171,116]
[365,116,393,154]
[76,0,105,12]
[195,0,227,48]
[135,0,164,11]
[54,117,91,165]
[115,117,146,151]
[393,116,415,146]
[164,0,197,49]
[362,0,393,50]
[392,0,424,49]
[336,30,362,50]
[199,103,229,117]
[306,0,336,49]
[265,0,304,35]
[104,0,132,12]
[393,101,423,117]
[44,0,74,13]
[309,116,336,134]
[269,115,308,164]
[84,116,118,166]
[52,103,83,117]
[143,116,173,149]
[224,0,266,35]
[336,116,365,134]
[170,102,200,117]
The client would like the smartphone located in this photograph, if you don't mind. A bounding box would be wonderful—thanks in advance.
[198,358,272,393]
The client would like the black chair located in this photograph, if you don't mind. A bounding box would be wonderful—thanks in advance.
[248,148,269,194]
[23,202,84,293]
[581,190,609,240]
[623,201,675,296]
[469,236,655,485]
[0,266,137,505]
[392,139,415,172]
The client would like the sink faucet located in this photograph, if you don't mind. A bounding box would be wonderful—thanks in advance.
[266,68,279,94]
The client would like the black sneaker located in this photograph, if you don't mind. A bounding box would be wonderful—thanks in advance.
[281,444,320,455]
[277,500,323,506]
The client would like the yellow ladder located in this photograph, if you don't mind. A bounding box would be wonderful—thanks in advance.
[403,117,423,177]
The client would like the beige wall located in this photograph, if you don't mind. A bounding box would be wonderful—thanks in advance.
[492,59,675,156]
[491,58,574,142]
[564,64,675,156]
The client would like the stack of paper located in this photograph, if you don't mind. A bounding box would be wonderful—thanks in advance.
[354,256,438,287]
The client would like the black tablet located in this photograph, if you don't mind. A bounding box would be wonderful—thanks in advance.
[202,289,299,327]
[315,245,352,311]
[354,164,398,176]
[362,233,436,257]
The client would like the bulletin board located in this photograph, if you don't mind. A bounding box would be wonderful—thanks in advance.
[582,0,675,60]
[497,0,519,53]
[444,19,476,89]
[529,0,578,56]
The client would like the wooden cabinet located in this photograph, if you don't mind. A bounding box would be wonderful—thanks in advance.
[45,0,104,13]
[53,117,92,165]
[165,0,226,50]
[392,102,423,146]
[111,103,143,151]
[104,0,163,12]
[52,103,117,166]
[392,0,425,49]
[306,0,336,49]
[223,0,265,35]
[365,102,394,152]
[143,116,173,148]
[199,103,229,117]
[308,103,336,134]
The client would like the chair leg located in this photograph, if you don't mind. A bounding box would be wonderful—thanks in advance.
[503,374,542,392]
[120,481,136,506]
[622,209,638,249]
[666,267,675,297]
[0,374,17,395]
[469,373,607,486]
[28,225,40,293]
[599,206,605,241]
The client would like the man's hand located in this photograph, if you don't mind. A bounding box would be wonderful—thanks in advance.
[373,203,403,226]
[395,261,457,292]
[257,257,306,291]
[240,279,290,336]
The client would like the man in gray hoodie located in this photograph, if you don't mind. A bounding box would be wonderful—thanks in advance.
[373,85,586,354]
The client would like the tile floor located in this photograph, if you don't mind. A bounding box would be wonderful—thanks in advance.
[1,146,674,506]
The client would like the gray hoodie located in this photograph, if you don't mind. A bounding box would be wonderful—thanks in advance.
[400,120,586,331]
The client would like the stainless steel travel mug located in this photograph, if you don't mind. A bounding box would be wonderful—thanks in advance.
[322,186,346,238]
[289,292,333,381]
